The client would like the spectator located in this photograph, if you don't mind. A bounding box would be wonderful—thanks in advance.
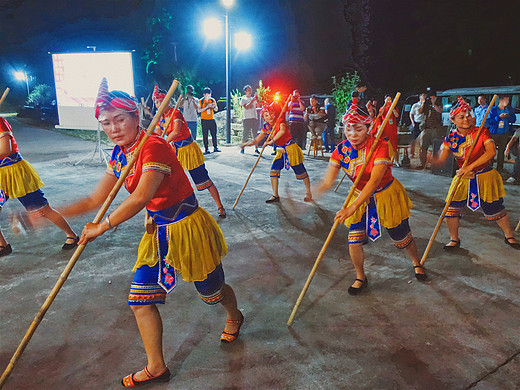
[240,85,259,154]
[474,95,491,127]
[409,93,427,158]
[505,127,520,184]
[323,98,336,152]
[305,95,327,142]
[488,95,516,172]
[349,81,376,117]
[198,87,220,154]
[182,85,200,140]
[418,92,443,168]
[288,90,307,149]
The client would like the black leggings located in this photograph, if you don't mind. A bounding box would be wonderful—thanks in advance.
[201,119,218,150]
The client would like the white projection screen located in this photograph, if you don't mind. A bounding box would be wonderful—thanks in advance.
[52,52,135,130]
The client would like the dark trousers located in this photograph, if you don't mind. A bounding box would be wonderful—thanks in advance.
[322,125,336,152]
[492,133,510,171]
[289,121,306,149]
[201,119,218,151]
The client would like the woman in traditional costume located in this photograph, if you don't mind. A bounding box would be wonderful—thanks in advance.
[153,86,226,218]
[0,117,78,256]
[433,97,519,250]
[314,98,427,295]
[244,102,312,203]
[61,79,243,387]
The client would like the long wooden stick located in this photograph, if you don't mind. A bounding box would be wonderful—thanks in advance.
[515,219,520,232]
[287,92,401,325]
[0,88,10,107]
[420,94,497,266]
[0,80,180,389]
[334,107,385,192]
[232,94,293,209]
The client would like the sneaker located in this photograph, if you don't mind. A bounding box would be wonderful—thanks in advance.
[254,149,260,154]
[214,148,221,153]
[240,148,245,154]
[204,149,211,155]
[506,177,516,184]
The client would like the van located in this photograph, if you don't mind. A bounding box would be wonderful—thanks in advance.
[436,85,520,127]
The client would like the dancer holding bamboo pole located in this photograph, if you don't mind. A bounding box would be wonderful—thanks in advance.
[232,94,292,208]
[288,93,407,325]
[334,104,385,192]
[423,96,519,262]
[152,85,227,218]
[242,100,313,204]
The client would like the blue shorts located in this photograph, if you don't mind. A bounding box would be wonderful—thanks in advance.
[446,199,506,221]
[0,189,48,212]
[348,217,413,249]
[128,263,225,306]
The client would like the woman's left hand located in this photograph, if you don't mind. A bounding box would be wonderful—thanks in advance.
[456,166,475,178]
[334,205,356,224]
[78,222,108,245]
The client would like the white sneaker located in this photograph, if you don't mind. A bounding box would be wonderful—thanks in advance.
[506,177,516,184]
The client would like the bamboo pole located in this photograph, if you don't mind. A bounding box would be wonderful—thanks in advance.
[515,219,520,232]
[420,94,497,266]
[232,94,293,209]
[287,92,401,325]
[0,80,180,389]
[334,107,384,192]
[0,88,10,107]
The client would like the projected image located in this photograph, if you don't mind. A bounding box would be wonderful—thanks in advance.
[52,52,134,130]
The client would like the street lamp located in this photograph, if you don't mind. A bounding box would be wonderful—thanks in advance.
[203,0,252,144]
[14,71,30,96]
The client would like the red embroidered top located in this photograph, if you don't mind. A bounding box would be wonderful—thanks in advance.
[0,117,19,154]
[107,130,193,211]
[158,108,191,142]
[261,121,291,147]
[441,126,495,171]
[330,136,393,191]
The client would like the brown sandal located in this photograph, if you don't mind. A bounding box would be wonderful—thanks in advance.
[221,312,244,343]
[121,366,170,387]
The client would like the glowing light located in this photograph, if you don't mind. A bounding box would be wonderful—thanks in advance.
[234,32,252,51]
[14,71,26,81]
[221,0,234,8]
[273,93,281,102]
[203,18,222,39]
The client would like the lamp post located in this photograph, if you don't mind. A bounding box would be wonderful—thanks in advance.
[14,71,30,97]
[203,0,252,144]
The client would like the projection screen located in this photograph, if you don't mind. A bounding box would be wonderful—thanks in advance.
[52,52,135,130]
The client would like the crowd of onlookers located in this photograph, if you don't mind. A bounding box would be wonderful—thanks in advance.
[141,83,519,185]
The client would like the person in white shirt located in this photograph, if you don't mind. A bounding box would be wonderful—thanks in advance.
[409,93,426,159]
[240,85,259,154]
[181,85,200,140]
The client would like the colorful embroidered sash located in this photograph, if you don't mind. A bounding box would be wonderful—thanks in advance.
[0,189,6,208]
[365,179,394,241]
[467,166,491,211]
[146,193,199,293]
[0,152,22,168]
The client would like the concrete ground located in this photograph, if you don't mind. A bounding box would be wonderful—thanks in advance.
[0,118,519,390]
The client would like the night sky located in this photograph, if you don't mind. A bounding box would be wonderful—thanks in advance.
[1,0,519,104]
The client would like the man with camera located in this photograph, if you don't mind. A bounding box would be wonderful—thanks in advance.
[417,92,443,169]
[182,85,200,140]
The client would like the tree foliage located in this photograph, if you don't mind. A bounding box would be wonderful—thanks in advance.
[27,84,54,106]
[142,8,173,75]
[332,72,360,121]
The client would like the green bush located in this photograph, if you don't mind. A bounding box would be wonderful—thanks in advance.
[230,89,244,120]
[27,84,54,106]
[332,72,360,122]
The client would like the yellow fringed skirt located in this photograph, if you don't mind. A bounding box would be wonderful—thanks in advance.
[135,207,228,282]
[448,168,505,203]
[176,142,206,171]
[0,160,44,198]
[344,179,413,229]
[274,142,305,166]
